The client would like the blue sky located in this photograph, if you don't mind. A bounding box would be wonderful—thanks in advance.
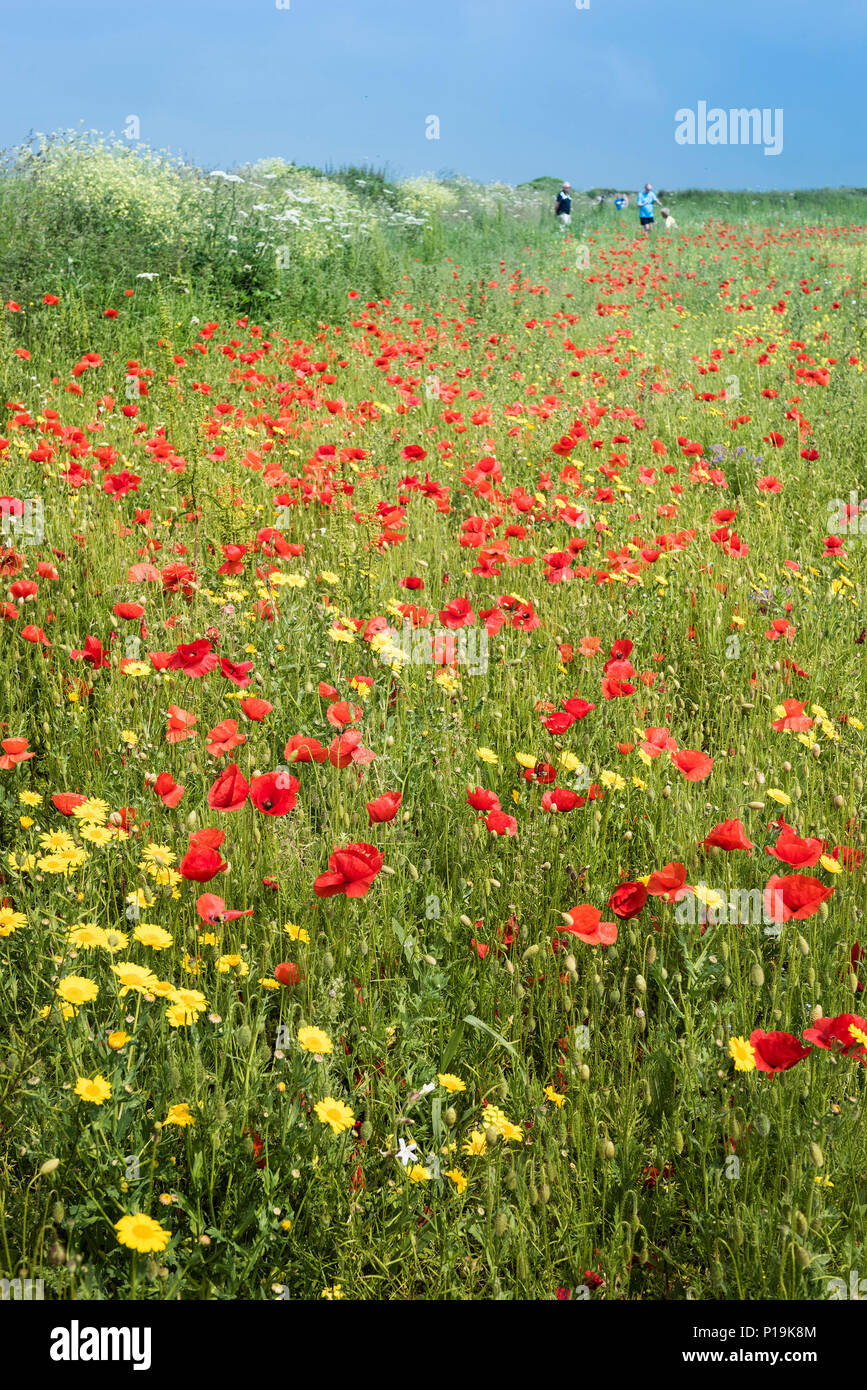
[1,0,863,189]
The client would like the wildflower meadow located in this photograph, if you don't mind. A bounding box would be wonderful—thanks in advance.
[1,131,867,1318]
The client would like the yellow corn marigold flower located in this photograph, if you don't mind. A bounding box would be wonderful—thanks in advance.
[111,962,159,996]
[298,1025,333,1055]
[462,1129,487,1156]
[163,1103,196,1127]
[107,1031,131,1050]
[284,922,310,944]
[57,975,99,1006]
[114,1213,170,1254]
[407,1163,430,1183]
[314,1097,355,1134]
[0,906,27,936]
[134,923,174,950]
[74,1073,112,1105]
[437,1073,466,1093]
[321,1283,344,1299]
[445,1168,467,1193]
[729,1036,757,1072]
[72,798,110,824]
[544,1085,566,1108]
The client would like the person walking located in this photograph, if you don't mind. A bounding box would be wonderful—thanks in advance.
[637,182,659,233]
[555,182,572,229]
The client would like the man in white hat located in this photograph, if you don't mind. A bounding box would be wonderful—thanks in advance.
[555,182,572,228]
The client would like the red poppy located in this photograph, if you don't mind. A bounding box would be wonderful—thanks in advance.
[274,961,301,987]
[466,786,500,812]
[367,791,402,823]
[240,697,273,722]
[702,819,754,852]
[249,771,299,816]
[52,791,87,814]
[195,893,253,923]
[166,639,218,677]
[207,763,250,813]
[219,657,253,686]
[671,748,713,781]
[206,719,246,758]
[113,601,145,620]
[179,840,228,882]
[284,733,328,764]
[541,788,581,813]
[608,881,648,919]
[313,842,384,898]
[802,1013,867,1059]
[749,1029,811,1073]
[766,828,825,868]
[0,737,35,769]
[557,905,618,946]
[763,873,834,922]
[646,862,689,901]
[152,771,185,808]
[486,809,517,836]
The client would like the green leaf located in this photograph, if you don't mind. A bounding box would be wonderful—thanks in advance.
[440,1018,466,1072]
[462,1014,517,1058]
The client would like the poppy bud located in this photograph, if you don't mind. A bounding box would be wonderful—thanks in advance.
[794,1210,808,1237]
[444,1107,457,1127]
[782,761,792,773]
[493,1213,508,1236]
[662,785,671,800]
[323,952,335,971]
[674,1130,684,1154]
[646,943,657,965]
[539,1182,551,1204]
[48,1241,66,1266]
[750,963,765,988]
[52,1201,65,1223]
[601,1139,615,1160]
[485,1126,499,1148]
[579,1064,590,1082]
[797,935,809,956]
[360,1121,373,1141]
[634,974,647,994]
[39,1157,61,1176]
[818,901,829,921]
[747,800,764,811]
[423,954,436,967]
[795,1247,811,1269]
[460,914,473,928]
[236,1024,252,1050]
[809,1142,824,1167]
[407,862,419,882]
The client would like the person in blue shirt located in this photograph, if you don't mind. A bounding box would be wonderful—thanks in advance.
[636,183,659,232]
